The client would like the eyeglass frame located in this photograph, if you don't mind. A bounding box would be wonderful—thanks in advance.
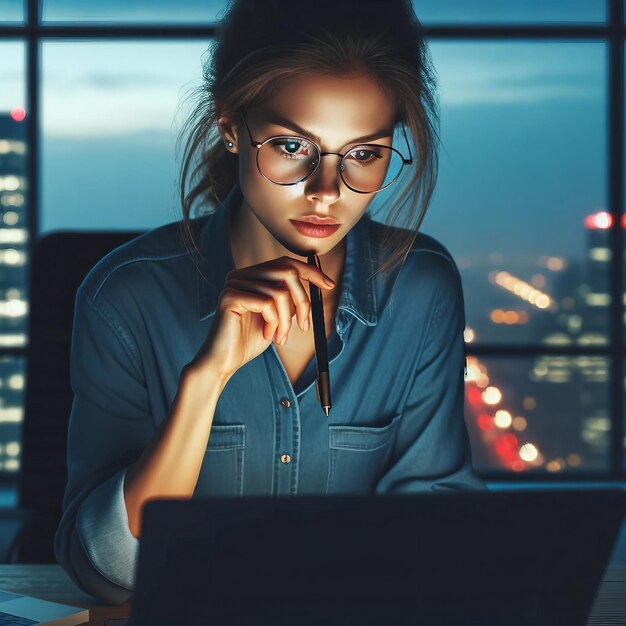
[238,108,414,195]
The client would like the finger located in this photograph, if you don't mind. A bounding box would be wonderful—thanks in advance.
[219,286,280,341]
[232,257,336,292]
[279,256,337,291]
[234,261,334,332]
[226,278,296,344]
[238,267,311,333]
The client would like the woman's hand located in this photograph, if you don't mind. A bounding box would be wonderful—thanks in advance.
[186,255,336,381]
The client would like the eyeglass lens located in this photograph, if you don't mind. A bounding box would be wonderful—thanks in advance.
[256,137,403,193]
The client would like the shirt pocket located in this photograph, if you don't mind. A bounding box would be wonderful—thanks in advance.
[327,413,401,494]
[194,424,246,497]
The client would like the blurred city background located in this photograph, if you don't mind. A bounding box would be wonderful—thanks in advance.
[0,0,624,496]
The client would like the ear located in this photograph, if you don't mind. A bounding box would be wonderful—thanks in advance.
[217,114,240,154]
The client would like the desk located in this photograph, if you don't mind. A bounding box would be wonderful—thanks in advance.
[0,566,127,626]
[0,564,624,625]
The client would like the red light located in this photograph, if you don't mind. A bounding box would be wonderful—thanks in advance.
[494,433,519,463]
[466,386,483,405]
[477,414,493,431]
[502,433,518,447]
[584,211,612,230]
[9,107,26,122]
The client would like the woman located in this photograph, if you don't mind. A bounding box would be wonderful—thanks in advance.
[55,0,486,606]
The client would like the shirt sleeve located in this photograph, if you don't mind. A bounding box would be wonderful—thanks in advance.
[375,257,487,494]
[54,284,155,604]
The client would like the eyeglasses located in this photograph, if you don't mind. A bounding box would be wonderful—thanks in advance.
[239,108,414,194]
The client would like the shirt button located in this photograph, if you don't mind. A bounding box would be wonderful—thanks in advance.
[280,397,291,408]
[280,454,291,464]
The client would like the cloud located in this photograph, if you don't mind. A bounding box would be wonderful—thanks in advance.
[430,42,605,106]
[77,72,177,90]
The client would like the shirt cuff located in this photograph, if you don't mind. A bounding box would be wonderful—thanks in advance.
[76,467,139,590]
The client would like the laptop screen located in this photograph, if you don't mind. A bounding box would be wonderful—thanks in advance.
[130,490,626,626]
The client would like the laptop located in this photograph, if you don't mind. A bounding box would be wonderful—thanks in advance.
[0,589,87,625]
[129,489,626,626]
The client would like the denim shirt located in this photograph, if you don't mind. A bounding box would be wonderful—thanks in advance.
[55,183,486,604]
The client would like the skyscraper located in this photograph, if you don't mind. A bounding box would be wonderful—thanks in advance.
[0,111,29,475]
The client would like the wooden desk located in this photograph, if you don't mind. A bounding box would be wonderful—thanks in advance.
[0,565,128,626]
[0,564,624,625]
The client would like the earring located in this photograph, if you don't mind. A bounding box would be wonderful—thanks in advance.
[227,141,234,148]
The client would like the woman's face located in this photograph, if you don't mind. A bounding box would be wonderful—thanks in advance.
[219,72,398,260]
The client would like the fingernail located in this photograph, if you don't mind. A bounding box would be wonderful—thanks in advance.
[324,277,336,287]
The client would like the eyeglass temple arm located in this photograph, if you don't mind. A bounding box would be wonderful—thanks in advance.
[239,108,263,148]
[400,121,413,165]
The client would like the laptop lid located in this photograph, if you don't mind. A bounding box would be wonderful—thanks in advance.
[0,589,88,625]
[130,489,626,626]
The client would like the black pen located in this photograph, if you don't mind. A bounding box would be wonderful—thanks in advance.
[307,253,332,416]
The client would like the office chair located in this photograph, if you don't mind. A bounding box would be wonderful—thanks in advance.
[16,230,142,562]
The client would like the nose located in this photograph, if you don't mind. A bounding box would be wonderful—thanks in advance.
[304,154,342,205]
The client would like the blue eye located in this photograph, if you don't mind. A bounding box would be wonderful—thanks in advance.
[285,141,301,153]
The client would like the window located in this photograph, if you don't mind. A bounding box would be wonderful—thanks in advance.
[41,40,209,233]
[1,1,623,484]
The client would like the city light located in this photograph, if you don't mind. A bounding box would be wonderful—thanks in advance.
[576,332,609,345]
[542,333,573,346]
[546,459,565,472]
[8,374,24,390]
[584,211,612,230]
[0,176,21,192]
[490,309,529,325]
[5,442,20,457]
[588,246,611,262]
[0,228,27,243]
[494,410,512,428]
[567,453,582,467]
[2,212,19,226]
[0,140,26,155]
[489,271,554,310]
[0,408,22,423]
[519,443,539,462]
[9,108,26,123]
[482,386,502,405]
[512,417,528,431]
[543,257,566,271]
[0,193,25,208]
[0,299,28,318]
[0,250,26,266]
[0,334,27,347]
[522,396,536,410]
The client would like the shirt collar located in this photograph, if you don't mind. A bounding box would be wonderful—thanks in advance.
[195,183,378,327]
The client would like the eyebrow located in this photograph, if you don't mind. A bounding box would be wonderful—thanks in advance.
[264,114,394,147]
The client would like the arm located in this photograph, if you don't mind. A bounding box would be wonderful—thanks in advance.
[55,285,229,604]
[54,287,151,603]
[375,258,487,494]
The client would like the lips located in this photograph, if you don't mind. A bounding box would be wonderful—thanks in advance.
[290,220,341,238]
[294,216,339,225]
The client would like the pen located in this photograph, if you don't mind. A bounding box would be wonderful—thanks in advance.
[307,253,332,416]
